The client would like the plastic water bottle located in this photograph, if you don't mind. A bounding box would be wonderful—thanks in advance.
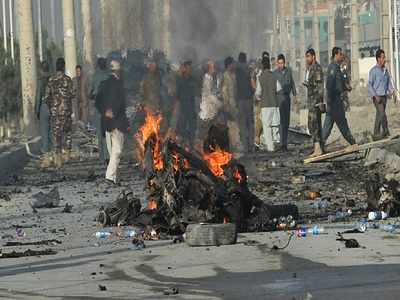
[368,211,388,221]
[124,230,137,238]
[95,231,111,239]
[308,226,325,235]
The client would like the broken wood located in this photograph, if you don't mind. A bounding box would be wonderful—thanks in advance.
[304,137,400,164]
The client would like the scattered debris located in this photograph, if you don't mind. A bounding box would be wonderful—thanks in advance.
[0,191,11,202]
[3,239,62,247]
[130,238,146,250]
[98,285,107,291]
[336,233,360,248]
[62,203,73,213]
[0,248,57,259]
[163,287,179,296]
[30,187,60,209]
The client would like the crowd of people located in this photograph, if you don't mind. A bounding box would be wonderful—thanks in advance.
[34,46,396,184]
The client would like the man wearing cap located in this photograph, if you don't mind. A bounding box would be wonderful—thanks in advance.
[96,60,129,184]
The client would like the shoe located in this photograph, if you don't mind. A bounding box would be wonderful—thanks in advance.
[54,153,63,169]
[40,153,53,168]
[308,143,324,158]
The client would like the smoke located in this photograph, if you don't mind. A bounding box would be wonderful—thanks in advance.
[169,0,273,63]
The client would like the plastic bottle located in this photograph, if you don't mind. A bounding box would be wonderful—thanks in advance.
[368,211,388,221]
[124,230,137,238]
[95,231,111,239]
[308,226,325,235]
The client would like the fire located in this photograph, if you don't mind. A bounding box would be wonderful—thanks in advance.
[148,199,158,210]
[203,147,232,177]
[233,168,243,183]
[135,110,164,171]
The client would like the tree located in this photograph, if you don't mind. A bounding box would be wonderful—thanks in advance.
[81,0,93,68]
[62,0,77,77]
[16,0,37,137]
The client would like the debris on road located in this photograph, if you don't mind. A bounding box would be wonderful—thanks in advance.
[98,284,107,291]
[3,239,62,247]
[163,287,179,296]
[0,248,57,259]
[62,203,73,213]
[30,187,60,209]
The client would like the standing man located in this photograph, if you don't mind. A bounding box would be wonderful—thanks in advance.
[96,60,128,185]
[73,65,89,124]
[176,61,197,147]
[368,49,395,139]
[322,47,356,146]
[44,58,75,168]
[90,58,109,165]
[221,57,243,157]
[304,49,324,157]
[236,52,255,153]
[255,55,279,152]
[141,60,162,113]
[273,54,297,151]
[198,59,222,143]
[35,61,52,167]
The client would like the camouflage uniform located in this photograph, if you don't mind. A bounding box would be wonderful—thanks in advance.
[305,62,324,144]
[44,72,75,154]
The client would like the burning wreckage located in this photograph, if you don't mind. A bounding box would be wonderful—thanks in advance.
[97,110,299,239]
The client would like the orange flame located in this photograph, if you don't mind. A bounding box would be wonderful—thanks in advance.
[203,147,232,177]
[148,199,158,210]
[135,110,164,171]
[233,168,243,183]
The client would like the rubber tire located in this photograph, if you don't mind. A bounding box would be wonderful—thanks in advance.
[185,223,237,247]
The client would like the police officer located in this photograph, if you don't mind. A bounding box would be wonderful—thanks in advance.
[44,58,75,168]
[273,54,297,152]
[322,47,356,146]
[304,48,324,157]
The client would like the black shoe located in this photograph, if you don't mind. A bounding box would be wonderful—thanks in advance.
[105,179,120,187]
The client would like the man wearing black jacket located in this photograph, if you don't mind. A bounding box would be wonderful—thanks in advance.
[96,60,128,184]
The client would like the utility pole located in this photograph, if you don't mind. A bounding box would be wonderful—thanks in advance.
[351,0,360,82]
[394,0,400,91]
[290,0,296,68]
[62,0,77,77]
[279,0,287,55]
[50,0,56,42]
[8,0,13,62]
[2,0,7,56]
[16,0,38,137]
[272,0,277,56]
[328,1,336,56]
[381,0,392,72]
[37,0,43,62]
[81,0,93,68]
[312,0,320,60]
[299,0,306,80]
[162,0,172,59]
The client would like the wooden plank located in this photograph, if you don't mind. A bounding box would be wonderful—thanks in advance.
[304,137,400,164]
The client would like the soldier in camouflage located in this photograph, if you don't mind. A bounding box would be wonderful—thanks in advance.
[304,49,324,158]
[44,58,75,168]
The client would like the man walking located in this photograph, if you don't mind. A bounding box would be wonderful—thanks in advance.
[44,58,75,168]
[236,52,255,153]
[35,61,52,167]
[96,60,128,185]
[304,49,325,157]
[368,49,395,139]
[255,55,279,152]
[90,57,109,165]
[273,54,297,151]
[221,57,243,157]
[322,47,356,146]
